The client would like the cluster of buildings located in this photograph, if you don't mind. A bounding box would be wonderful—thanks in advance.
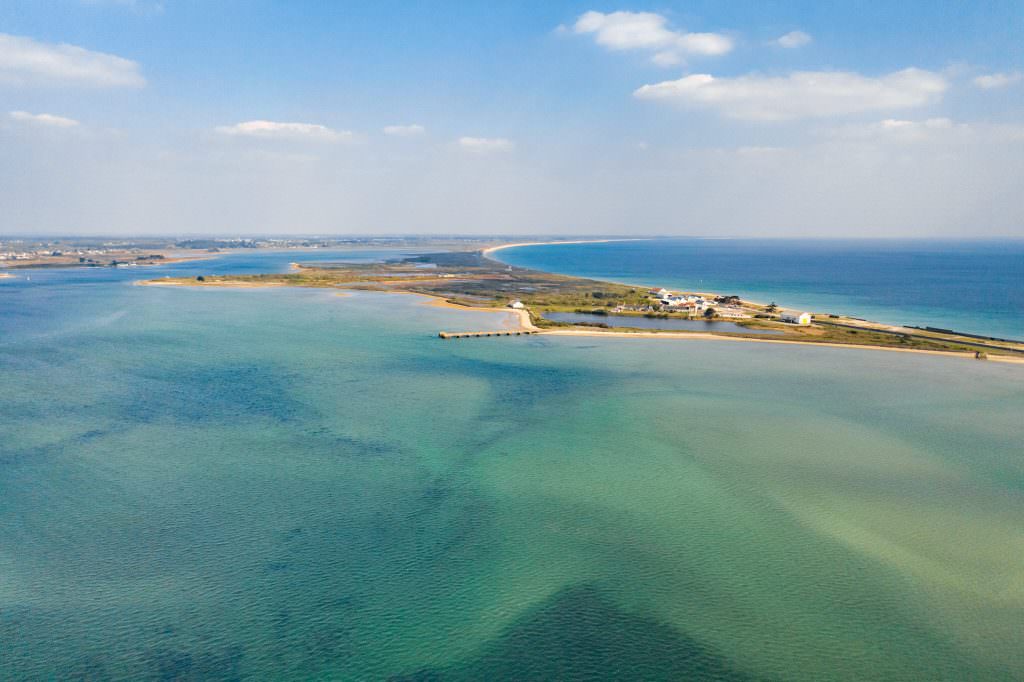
[0,248,112,261]
[2,249,62,261]
[646,287,813,324]
[648,288,747,319]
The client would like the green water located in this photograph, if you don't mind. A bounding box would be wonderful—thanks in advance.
[2,280,1023,680]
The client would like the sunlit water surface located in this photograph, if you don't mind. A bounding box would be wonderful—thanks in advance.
[2,251,1023,680]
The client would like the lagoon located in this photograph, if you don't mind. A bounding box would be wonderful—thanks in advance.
[542,311,780,333]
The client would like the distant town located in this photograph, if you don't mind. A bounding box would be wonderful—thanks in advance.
[0,235,503,269]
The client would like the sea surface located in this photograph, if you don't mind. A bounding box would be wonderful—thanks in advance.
[2,250,1023,680]
[492,239,1024,340]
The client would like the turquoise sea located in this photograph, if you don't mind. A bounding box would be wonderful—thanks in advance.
[2,250,1023,680]
[492,239,1024,340]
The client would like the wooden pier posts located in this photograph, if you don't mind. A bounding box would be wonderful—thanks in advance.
[438,330,537,339]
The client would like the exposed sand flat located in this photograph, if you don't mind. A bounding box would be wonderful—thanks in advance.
[417,294,538,331]
[136,279,292,288]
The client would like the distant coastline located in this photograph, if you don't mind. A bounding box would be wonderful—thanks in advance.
[481,238,644,260]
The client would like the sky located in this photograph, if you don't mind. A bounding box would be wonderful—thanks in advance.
[1,1,1022,237]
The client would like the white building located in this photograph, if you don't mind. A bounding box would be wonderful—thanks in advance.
[508,300,525,309]
[780,311,812,325]
[715,308,747,319]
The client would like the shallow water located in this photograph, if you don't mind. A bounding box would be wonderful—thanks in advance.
[2,252,1023,680]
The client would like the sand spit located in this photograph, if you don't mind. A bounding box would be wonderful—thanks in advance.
[136,279,292,289]
[538,329,1024,365]
[481,239,644,260]
[134,261,1021,367]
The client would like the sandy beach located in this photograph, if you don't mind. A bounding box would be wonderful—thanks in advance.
[418,294,538,330]
[481,238,643,260]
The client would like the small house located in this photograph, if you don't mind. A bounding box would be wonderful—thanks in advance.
[508,300,525,309]
[780,311,812,325]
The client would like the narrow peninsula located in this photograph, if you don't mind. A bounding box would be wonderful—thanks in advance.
[141,244,1024,363]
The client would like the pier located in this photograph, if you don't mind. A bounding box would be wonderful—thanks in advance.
[439,330,538,339]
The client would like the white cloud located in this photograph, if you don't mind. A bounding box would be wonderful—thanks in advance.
[881,117,953,130]
[973,72,1022,89]
[9,110,80,128]
[0,33,144,87]
[572,11,732,66]
[383,124,425,137]
[776,31,811,48]
[823,117,1024,144]
[3,116,1022,237]
[458,136,514,153]
[634,68,948,121]
[825,117,962,142]
[215,120,353,142]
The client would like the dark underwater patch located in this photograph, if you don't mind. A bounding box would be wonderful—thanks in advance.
[147,644,244,682]
[391,584,762,682]
[124,362,307,425]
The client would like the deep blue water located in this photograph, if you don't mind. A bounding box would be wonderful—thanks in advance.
[493,239,1024,340]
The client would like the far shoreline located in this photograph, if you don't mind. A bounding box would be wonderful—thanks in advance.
[481,238,646,260]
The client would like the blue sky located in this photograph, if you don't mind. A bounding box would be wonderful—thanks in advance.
[1,1,1022,236]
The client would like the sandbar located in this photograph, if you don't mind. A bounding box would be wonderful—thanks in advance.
[538,329,1024,365]
[481,238,643,260]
